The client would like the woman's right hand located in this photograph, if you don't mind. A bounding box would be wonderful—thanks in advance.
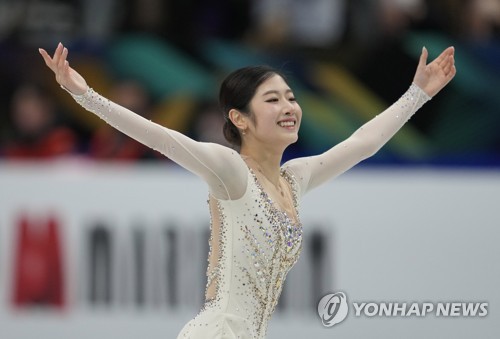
[39,42,88,95]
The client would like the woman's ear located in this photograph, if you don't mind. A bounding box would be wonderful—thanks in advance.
[228,109,248,131]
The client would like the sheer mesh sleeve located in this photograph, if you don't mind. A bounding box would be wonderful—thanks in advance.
[283,83,431,197]
[68,87,248,200]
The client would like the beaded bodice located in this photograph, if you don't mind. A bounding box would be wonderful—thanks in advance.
[202,168,303,338]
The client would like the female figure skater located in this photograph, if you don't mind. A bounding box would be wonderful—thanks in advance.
[39,43,455,338]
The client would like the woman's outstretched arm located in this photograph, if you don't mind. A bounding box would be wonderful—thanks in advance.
[284,46,456,196]
[39,43,248,200]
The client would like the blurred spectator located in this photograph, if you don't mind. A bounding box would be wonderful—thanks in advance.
[1,84,78,159]
[189,100,230,147]
[119,0,166,34]
[194,0,251,41]
[345,0,427,102]
[88,80,158,161]
[466,0,500,42]
[423,0,500,42]
[118,0,251,61]
[0,1,77,46]
[0,0,127,47]
[81,0,121,43]
[250,0,346,48]
[377,0,427,36]
[465,0,500,74]
[421,0,500,72]
[347,0,426,49]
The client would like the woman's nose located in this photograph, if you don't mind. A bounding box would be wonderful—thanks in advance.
[283,101,295,114]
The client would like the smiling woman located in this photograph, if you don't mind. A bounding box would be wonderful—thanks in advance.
[224,68,302,156]
[218,66,299,149]
[38,42,455,338]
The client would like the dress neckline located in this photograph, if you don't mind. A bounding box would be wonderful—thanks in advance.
[246,166,300,226]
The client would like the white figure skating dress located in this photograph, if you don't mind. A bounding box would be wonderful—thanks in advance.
[68,83,430,338]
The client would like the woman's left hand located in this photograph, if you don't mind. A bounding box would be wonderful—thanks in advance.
[413,46,456,97]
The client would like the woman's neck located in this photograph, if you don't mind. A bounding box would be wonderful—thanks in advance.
[240,146,283,186]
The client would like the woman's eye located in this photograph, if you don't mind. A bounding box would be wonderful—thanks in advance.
[266,98,279,103]
[289,97,296,102]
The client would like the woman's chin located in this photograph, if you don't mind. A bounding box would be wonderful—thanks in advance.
[281,134,299,147]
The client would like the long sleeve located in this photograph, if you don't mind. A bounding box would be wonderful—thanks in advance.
[283,83,431,197]
[69,87,248,200]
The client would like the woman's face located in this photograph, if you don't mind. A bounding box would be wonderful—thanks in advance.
[246,74,302,147]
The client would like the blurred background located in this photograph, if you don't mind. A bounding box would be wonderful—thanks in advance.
[0,0,499,164]
[0,0,499,338]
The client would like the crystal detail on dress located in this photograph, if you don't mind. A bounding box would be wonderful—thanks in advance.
[180,169,302,339]
[399,83,431,120]
[71,87,112,120]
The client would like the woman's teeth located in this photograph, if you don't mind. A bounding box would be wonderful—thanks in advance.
[279,121,295,127]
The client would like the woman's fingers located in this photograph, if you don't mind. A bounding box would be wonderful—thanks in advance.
[40,43,72,85]
[52,42,63,67]
[418,47,428,69]
[435,47,454,67]
[429,47,454,78]
[413,46,456,97]
[442,51,455,74]
[39,48,55,71]
[447,56,456,78]
[39,42,88,94]
[39,43,68,75]
[438,54,455,86]
[444,55,453,74]
[58,47,68,72]
[433,48,450,67]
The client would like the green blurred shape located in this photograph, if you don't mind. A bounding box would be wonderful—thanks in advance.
[107,34,215,100]
[202,39,276,71]
[310,62,432,159]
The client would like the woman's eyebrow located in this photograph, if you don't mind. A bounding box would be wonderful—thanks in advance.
[262,89,293,96]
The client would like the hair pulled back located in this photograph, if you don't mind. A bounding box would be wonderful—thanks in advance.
[219,66,286,148]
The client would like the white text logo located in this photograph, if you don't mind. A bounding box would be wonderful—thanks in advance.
[353,302,488,317]
[318,292,489,328]
[317,292,349,327]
